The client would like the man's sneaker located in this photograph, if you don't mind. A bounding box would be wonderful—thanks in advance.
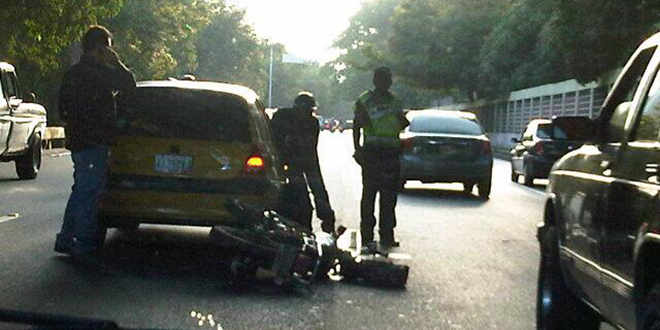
[380,240,400,248]
[360,241,377,255]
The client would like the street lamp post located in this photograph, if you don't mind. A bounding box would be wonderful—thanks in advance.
[268,44,273,108]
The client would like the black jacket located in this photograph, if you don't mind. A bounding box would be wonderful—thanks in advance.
[270,108,333,218]
[59,54,136,151]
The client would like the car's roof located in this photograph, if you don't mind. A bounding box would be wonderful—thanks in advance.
[408,109,477,120]
[137,80,259,104]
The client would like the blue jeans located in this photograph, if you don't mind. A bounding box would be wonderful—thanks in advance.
[56,146,109,254]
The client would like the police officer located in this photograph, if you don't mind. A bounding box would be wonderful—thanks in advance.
[353,67,409,251]
[271,92,336,233]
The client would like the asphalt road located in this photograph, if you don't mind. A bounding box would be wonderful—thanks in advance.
[0,132,611,329]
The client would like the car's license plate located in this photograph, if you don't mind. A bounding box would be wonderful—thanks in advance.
[154,154,193,174]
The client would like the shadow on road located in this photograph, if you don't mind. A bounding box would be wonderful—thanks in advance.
[77,226,304,296]
[398,188,488,207]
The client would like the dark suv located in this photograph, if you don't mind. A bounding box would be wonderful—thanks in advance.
[510,116,591,186]
[536,32,660,330]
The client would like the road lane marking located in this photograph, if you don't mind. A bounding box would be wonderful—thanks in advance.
[0,213,20,224]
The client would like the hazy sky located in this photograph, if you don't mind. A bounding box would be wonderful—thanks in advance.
[227,0,362,63]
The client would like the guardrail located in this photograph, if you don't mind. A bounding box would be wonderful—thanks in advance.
[43,127,65,149]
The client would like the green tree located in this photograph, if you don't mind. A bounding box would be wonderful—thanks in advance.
[103,0,221,80]
[547,0,660,83]
[388,0,509,101]
[196,6,267,96]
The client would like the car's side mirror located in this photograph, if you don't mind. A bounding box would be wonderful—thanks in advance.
[24,92,37,103]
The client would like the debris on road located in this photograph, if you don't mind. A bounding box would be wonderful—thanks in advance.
[209,199,410,290]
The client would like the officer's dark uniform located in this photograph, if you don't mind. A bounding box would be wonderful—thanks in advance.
[270,93,335,232]
[353,68,408,247]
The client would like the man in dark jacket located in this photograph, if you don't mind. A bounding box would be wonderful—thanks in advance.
[54,25,136,261]
[270,92,335,233]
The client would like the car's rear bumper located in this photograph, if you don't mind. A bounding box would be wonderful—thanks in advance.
[400,154,493,182]
[98,175,281,227]
[524,155,558,178]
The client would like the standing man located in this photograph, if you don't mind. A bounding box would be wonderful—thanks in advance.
[54,25,136,262]
[271,92,336,233]
[353,67,409,252]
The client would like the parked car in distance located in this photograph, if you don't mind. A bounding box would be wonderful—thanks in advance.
[98,80,284,231]
[0,62,46,180]
[536,32,660,330]
[344,119,354,130]
[400,109,493,198]
[510,116,592,186]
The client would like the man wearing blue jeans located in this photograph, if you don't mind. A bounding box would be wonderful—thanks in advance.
[55,25,135,263]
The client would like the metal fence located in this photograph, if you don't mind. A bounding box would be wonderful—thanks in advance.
[477,85,610,135]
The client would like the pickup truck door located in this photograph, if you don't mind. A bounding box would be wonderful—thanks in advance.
[1,69,30,153]
[600,46,660,329]
[558,45,658,318]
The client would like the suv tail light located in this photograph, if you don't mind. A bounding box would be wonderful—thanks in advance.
[244,144,267,174]
[401,138,414,151]
[534,142,544,155]
[481,140,492,155]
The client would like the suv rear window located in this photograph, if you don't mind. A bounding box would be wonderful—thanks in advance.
[118,87,251,142]
[551,117,592,140]
[410,115,483,135]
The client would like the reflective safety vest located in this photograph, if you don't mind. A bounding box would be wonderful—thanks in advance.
[356,90,404,149]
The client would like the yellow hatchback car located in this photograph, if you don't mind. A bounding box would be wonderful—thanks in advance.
[98,80,284,228]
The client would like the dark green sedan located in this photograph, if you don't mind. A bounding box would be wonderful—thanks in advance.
[399,109,493,198]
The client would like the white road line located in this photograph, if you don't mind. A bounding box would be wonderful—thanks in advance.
[0,213,20,224]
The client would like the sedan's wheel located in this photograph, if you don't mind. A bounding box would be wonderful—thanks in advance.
[524,163,535,187]
[16,134,42,180]
[463,182,474,195]
[478,178,491,199]
[537,227,600,330]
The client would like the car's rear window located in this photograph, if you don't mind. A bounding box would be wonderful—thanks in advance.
[537,124,553,139]
[118,87,251,142]
[410,115,483,135]
[551,117,592,140]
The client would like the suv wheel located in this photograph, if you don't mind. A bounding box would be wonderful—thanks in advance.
[524,162,535,187]
[463,182,474,195]
[16,134,42,180]
[638,285,660,330]
[478,177,491,199]
[537,226,600,329]
[510,163,519,182]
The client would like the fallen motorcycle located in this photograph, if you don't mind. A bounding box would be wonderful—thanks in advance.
[210,199,409,289]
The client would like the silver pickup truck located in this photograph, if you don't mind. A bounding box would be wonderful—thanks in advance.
[0,62,47,180]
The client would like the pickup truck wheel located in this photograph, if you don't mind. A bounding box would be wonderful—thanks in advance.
[638,284,660,330]
[16,134,42,180]
[537,227,600,330]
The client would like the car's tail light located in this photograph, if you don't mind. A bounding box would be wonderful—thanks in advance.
[244,145,267,174]
[401,138,414,151]
[481,140,492,155]
[535,142,544,155]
